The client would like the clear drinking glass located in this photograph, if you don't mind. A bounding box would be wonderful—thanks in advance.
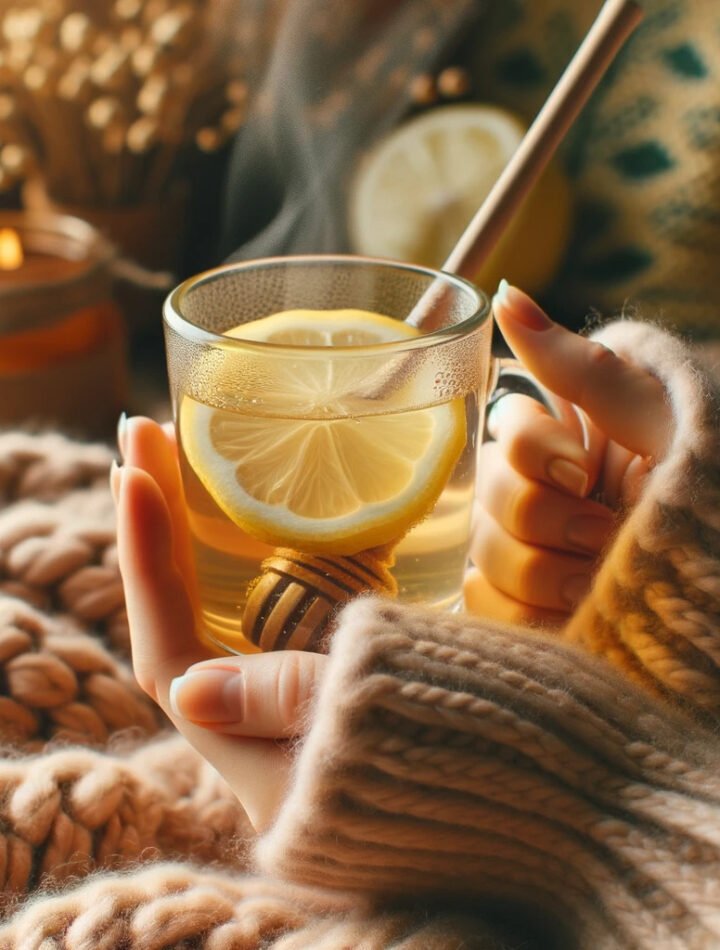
[163,255,492,655]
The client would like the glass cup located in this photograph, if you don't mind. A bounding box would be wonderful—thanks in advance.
[163,255,493,655]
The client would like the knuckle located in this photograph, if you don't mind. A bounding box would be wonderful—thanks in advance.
[516,546,546,597]
[132,665,158,703]
[587,341,617,370]
[505,426,540,473]
[507,482,544,540]
[275,654,311,731]
[581,342,618,399]
[578,342,623,413]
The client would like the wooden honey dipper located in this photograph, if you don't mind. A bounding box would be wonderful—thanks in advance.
[240,0,644,655]
[242,543,398,654]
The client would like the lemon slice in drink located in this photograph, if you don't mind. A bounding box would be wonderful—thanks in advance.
[348,104,572,296]
[179,309,466,556]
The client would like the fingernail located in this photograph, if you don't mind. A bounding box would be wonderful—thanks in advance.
[562,574,591,607]
[169,668,244,723]
[493,281,553,332]
[109,458,123,505]
[565,514,613,553]
[495,277,511,306]
[117,412,128,460]
[547,458,588,497]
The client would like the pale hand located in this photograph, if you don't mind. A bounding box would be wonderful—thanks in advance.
[114,285,672,829]
[112,416,327,832]
[465,283,672,626]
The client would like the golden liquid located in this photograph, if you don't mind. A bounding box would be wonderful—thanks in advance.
[178,394,479,654]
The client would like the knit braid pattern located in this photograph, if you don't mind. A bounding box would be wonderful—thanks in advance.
[0,433,129,655]
[0,433,113,507]
[258,598,720,950]
[564,320,720,720]
[0,863,512,950]
[0,596,159,751]
[0,734,249,904]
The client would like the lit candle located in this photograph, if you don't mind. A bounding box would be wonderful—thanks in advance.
[0,211,127,436]
[0,228,23,270]
[0,225,87,284]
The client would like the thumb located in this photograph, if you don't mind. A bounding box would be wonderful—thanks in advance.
[169,651,327,737]
[493,282,672,460]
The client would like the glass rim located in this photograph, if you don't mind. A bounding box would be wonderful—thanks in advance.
[163,254,491,356]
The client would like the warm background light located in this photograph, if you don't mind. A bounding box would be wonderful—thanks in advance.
[0,228,23,271]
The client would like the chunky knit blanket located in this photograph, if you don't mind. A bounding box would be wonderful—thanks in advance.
[0,318,719,949]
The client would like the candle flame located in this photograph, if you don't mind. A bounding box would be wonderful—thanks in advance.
[0,228,23,271]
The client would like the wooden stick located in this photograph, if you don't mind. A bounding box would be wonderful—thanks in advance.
[442,0,644,281]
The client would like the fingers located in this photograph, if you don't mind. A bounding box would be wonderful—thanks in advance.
[493,282,672,460]
[115,464,209,704]
[115,462,293,831]
[470,506,594,613]
[463,567,566,627]
[477,442,615,555]
[486,393,593,498]
[120,416,196,591]
[169,651,327,738]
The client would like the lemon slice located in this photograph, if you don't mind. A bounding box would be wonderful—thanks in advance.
[179,309,466,556]
[348,104,572,296]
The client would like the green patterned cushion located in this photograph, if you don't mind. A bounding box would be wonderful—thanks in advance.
[465,0,720,334]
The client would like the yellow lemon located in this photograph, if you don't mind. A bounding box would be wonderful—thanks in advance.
[179,309,466,555]
[348,104,573,297]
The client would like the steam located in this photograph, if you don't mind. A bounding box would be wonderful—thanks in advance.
[220,0,478,261]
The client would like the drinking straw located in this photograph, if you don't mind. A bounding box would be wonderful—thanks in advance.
[442,0,643,285]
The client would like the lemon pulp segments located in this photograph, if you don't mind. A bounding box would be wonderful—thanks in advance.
[349,104,572,296]
[179,309,467,555]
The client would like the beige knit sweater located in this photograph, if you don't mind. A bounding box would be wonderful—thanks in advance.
[0,319,718,949]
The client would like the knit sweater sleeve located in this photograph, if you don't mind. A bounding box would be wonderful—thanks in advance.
[562,319,720,721]
[257,599,720,949]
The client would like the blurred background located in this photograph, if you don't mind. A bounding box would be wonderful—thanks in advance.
[1,0,719,436]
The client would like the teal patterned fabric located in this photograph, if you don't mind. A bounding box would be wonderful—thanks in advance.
[466,0,720,334]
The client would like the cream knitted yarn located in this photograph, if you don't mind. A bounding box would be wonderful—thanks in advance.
[565,319,720,719]
[258,597,720,950]
[0,432,129,654]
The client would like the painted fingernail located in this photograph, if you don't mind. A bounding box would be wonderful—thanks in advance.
[109,458,123,505]
[547,459,588,497]
[562,574,591,607]
[565,514,613,553]
[493,280,553,331]
[169,668,244,723]
[117,411,128,459]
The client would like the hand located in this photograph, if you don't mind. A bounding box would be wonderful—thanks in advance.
[465,282,672,627]
[112,417,327,831]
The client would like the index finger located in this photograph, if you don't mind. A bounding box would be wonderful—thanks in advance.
[493,283,672,460]
[123,416,197,605]
[116,465,211,705]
